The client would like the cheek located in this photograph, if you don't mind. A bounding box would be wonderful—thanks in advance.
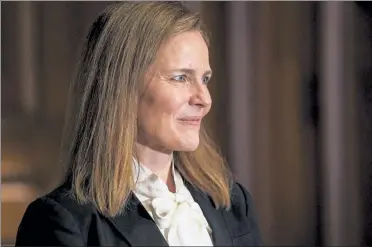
[138,90,185,129]
[205,101,212,114]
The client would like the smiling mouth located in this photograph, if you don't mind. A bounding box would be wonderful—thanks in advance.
[177,117,202,126]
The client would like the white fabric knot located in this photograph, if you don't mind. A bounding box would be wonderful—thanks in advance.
[150,196,187,228]
[149,192,212,246]
[132,158,213,246]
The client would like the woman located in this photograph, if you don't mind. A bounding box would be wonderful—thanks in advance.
[15,2,263,246]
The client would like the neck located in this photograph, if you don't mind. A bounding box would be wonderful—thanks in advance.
[134,142,175,192]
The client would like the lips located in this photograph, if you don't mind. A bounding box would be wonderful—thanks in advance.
[177,116,202,126]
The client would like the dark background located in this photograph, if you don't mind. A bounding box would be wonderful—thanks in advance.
[2,2,372,246]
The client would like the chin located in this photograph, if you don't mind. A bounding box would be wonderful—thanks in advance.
[177,139,200,152]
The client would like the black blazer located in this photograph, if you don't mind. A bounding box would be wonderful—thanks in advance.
[15,180,263,246]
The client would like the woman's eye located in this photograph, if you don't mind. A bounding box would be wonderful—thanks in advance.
[202,76,211,85]
[172,75,187,82]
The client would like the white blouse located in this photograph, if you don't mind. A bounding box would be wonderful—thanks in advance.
[132,158,214,246]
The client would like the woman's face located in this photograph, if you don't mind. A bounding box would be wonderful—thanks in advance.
[137,31,212,153]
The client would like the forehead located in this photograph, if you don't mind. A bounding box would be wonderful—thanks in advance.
[154,31,210,69]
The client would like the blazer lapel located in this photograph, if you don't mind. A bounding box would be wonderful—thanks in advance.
[185,181,233,246]
[108,193,169,246]
[106,182,233,246]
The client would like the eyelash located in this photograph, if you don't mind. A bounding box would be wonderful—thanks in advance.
[172,75,211,85]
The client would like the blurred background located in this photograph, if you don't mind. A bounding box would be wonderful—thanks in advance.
[2,1,372,246]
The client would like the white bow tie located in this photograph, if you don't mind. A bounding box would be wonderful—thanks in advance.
[149,189,213,246]
[131,160,213,246]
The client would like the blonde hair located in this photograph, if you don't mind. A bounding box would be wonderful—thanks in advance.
[61,1,232,217]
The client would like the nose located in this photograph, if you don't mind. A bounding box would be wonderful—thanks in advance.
[189,83,212,108]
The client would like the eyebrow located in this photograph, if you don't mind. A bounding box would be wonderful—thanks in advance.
[171,68,213,76]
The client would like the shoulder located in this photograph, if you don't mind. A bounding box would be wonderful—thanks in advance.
[224,181,263,245]
[28,182,94,224]
[15,182,95,246]
[230,181,255,215]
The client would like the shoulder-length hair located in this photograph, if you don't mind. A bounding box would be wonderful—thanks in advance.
[61,1,232,217]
